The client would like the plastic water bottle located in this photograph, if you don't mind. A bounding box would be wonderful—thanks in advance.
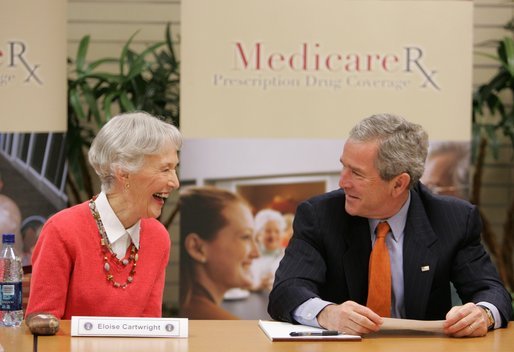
[0,233,23,327]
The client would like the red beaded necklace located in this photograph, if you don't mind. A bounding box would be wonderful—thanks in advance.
[89,197,139,289]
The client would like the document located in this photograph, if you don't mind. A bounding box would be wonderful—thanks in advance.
[258,320,361,341]
[381,318,445,333]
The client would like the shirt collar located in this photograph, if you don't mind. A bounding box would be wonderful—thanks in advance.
[94,191,141,249]
[369,192,411,242]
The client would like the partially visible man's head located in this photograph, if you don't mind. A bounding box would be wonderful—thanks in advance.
[421,142,470,199]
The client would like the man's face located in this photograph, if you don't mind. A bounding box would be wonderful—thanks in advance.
[338,139,397,219]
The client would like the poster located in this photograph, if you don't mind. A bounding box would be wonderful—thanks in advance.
[180,0,473,319]
[0,0,67,270]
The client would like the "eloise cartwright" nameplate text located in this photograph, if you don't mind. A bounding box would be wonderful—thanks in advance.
[70,316,188,337]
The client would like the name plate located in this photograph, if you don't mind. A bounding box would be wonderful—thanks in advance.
[70,316,188,337]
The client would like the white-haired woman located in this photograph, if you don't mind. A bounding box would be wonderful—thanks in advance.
[26,111,181,319]
[250,208,286,291]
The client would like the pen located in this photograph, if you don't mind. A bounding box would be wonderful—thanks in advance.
[290,330,341,336]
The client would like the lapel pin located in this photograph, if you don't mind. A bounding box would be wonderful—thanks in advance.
[421,265,430,272]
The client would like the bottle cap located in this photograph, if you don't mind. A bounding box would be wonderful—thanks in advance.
[2,233,15,244]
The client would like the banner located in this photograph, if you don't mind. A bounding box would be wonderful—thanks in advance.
[0,0,67,132]
[182,0,472,140]
[180,0,473,320]
[0,0,67,268]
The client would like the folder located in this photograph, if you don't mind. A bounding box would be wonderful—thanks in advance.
[258,320,361,341]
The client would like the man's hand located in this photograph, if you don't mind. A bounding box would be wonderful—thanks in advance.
[443,302,489,337]
[317,300,382,335]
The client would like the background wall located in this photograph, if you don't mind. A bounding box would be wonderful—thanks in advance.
[67,0,514,311]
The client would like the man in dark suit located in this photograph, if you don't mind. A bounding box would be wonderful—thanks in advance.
[268,113,512,337]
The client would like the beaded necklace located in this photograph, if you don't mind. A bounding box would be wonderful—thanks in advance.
[89,197,138,289]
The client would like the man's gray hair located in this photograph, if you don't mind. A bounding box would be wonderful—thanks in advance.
[349,113,429,188]
[88,111,182,193]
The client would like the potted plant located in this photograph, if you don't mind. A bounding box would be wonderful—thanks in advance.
[471,20,514,296]
[66,23,180,210]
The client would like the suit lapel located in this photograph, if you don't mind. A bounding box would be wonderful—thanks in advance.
[403,189,439,319]
[342,216,371,304]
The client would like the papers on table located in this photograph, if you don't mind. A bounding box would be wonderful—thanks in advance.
[258,320,362,341]
[381,318,445,333]
[258,318,445,341]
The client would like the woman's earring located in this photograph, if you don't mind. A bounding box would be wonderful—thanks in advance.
[125,183,130,191]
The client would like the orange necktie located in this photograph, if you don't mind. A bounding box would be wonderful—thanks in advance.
[366,221,391,317]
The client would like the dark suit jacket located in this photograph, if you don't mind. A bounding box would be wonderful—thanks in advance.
[268,183,512,326]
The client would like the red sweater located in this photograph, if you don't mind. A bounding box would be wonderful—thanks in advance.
[26,201,170,319]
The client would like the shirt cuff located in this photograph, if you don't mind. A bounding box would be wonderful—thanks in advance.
[292,297,333,327]
[477,301,501,329]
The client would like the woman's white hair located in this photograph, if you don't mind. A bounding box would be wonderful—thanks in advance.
[88,111,182,193]
[254,208,286,235]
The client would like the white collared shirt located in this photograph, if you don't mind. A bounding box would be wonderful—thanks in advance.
[93,192,140,259]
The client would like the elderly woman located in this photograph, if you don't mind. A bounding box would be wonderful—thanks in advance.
[26,111,181,319]
[249,209,286,291]
[179,186,259,319]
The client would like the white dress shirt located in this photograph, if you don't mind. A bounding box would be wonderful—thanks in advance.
[94,192,140,259]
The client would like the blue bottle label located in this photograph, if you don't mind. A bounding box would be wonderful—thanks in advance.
[0,282,22,311]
